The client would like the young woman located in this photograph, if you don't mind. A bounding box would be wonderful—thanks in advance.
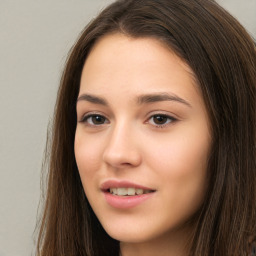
[36,0,256,255]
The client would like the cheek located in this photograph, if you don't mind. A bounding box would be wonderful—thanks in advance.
[147,133,209,174]
[74,132,103,185]
[145,125,210,204]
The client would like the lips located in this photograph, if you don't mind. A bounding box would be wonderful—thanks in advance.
[109,187,153,196]
[100,180,156,209]
[101,180,155,194]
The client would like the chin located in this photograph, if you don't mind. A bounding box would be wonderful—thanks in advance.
[100,220,150,243]
[101,220,170,245]
[107,230,151,244]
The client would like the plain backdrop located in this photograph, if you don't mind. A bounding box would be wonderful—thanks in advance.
[0,1,255,255]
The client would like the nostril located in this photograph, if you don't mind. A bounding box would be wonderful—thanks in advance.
[122,162,133,166]
[103,151,141,168]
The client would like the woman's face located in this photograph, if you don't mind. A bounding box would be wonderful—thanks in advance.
[75,33,211,247]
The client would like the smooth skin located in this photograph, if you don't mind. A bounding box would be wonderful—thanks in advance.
[75,33,211,256]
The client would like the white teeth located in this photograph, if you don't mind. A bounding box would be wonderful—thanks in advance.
[117,188,127,196]
[128,188,136,195]
[135,188,143,195]
[110,188,117,194]
[109,188,151,196]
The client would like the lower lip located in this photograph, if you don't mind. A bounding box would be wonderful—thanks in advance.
[103,191,155,209]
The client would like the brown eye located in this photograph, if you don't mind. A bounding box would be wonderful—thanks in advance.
[91,115,106,124]
[148,114,176,128]
[153,115,169,125]
[81,114,108,125]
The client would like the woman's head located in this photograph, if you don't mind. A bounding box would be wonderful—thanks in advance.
[75,33,211,254]
[37,0,256,255]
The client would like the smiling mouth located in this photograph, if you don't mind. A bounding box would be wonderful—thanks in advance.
[108,188,155,196]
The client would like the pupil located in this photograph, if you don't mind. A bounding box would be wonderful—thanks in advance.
[93,116,104,124]
[154,115,167,124]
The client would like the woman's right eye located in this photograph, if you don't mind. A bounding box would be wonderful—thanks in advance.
[80,114,109,126]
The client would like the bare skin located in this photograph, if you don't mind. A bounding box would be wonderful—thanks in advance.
[75,33,211,256]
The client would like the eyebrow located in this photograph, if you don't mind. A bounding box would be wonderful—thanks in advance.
[76,92,192,108]
[77,94,108,106]
[137,93,192,107]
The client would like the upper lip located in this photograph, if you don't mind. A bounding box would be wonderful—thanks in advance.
[100,180,155,191]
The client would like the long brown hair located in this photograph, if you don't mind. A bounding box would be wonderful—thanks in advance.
[36,0,256,255]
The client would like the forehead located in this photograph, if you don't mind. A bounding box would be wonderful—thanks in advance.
[83,33,195,79]
[80,33,201,105]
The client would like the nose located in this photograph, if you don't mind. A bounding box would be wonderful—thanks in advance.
[102,123,142,169]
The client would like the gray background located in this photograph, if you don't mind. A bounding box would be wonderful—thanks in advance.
[0,1,255,255]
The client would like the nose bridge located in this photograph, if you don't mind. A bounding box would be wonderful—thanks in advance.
[103,118,141,168]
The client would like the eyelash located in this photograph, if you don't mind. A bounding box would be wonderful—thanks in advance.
[79,113,109,126]
[147,114,177,128]
[79,113,177,128]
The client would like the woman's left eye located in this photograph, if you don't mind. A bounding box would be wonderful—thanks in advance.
[148,114,177,127]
